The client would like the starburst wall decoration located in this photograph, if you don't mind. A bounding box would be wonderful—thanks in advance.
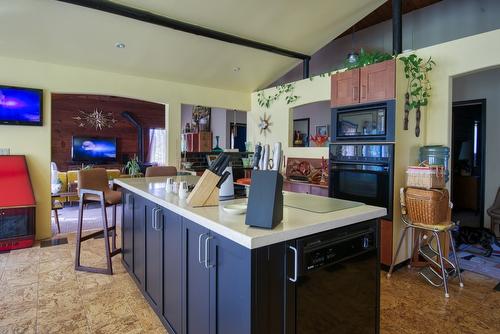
[73,108,117,130]
[258,112,272,135]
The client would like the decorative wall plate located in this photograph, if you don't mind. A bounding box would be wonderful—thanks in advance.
[73,108,117,130]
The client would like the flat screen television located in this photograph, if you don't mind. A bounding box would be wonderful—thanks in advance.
[72,137,117,162]
[0,85,43,126]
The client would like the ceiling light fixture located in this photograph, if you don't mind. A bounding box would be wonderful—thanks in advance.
[233,66,241,72]
[115,42,126,49]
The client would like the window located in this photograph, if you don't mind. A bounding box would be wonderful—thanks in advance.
[148,128,166,165]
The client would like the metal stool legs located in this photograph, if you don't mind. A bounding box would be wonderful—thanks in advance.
[387,222,464,298]
[434,231,449,298]
[75,189,121,275]
[387,225,410,278]
[448,230,464,288]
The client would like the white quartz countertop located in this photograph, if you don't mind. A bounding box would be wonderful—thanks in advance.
[115,176,387,249]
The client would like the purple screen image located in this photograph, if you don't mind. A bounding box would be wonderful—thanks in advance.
[0,87,42,123]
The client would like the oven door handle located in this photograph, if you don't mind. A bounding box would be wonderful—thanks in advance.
[288,245,298,283]
[330,161,389,167]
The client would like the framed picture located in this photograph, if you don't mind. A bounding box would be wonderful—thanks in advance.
[316,125,330,136]
[293,118,310,147]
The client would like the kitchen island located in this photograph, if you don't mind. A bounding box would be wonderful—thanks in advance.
[115,176,386,334]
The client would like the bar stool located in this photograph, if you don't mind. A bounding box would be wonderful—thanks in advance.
[387,188,464,298]
[145,166,177,177]
[75,168,122,275]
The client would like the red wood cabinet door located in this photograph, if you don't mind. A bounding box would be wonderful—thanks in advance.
[331,68,360,107]
[360,59,395,104]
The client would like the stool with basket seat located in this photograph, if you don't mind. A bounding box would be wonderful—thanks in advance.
[75,168,122,275]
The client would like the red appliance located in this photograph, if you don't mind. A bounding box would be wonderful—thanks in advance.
[0,155,36,251]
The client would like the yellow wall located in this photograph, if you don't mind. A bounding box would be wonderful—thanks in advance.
[0,56,250,240]
[249,74,333,160]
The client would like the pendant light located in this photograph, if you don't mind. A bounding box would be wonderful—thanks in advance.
[346,26,358,64]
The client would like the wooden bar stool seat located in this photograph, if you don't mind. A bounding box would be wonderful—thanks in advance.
[75,168,122,275]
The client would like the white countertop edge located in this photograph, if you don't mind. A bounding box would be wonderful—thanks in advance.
[115,179,387,249]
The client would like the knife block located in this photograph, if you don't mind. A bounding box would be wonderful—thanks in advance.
[245,170,283,229]
[187,169,221,207]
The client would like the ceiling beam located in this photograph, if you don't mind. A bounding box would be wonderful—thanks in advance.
[56,0,311,61]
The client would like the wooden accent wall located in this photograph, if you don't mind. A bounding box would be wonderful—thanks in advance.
[51,94,165,171]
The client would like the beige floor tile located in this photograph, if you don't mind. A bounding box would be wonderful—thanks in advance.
[0,282,37,308]
[93,314,145,334]
[0,302,37,329]
[1,263,39,288]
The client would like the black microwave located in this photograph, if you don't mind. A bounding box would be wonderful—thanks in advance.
[332,100,395,141]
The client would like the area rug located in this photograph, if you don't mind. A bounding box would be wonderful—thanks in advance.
[450,243,500,281]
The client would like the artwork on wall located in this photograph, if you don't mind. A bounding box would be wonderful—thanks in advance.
[316,125,329,136]
[192,105,211,132]
[72,108,117,130]
[293,118,310,147]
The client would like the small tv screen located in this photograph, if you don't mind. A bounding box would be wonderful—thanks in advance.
[0,85,43,126]
[72,137,117,162]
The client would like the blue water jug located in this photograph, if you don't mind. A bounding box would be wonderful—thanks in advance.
[419,145,450,182]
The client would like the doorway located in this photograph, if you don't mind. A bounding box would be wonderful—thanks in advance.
[229,123,247,152]
[451,99,486,228]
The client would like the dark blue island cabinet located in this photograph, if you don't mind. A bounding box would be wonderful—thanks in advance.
[122,189,379,334]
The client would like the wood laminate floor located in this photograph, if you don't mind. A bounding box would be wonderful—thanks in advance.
[0,231,498,334]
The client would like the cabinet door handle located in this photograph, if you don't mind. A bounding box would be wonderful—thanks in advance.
[125,193,133,210]
[198,233,209,264]
[288,245,298,282]
[204,236,214,269]
[152,208,157,230]
[154,208,163,231]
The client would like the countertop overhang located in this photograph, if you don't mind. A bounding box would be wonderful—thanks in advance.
[115,176,387,249]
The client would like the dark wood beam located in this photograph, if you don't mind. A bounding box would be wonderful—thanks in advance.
[56,0,311,61]
[392,0,402,55]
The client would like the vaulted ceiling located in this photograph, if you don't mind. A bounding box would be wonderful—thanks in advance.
[0,0,385,92]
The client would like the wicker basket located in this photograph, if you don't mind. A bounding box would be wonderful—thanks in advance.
[406,164,445,189]
[404,187,450,225]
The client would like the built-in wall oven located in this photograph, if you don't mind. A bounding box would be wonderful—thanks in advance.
[332,100,395,142]
[329,143,394,219]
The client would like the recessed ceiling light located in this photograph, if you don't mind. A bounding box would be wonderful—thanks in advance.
[233,66,240,72]
[115,42,126,49]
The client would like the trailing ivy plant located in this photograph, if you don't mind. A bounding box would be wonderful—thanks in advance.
[344,48,393,70]
[399,54,435,137]
[257,83,299,108]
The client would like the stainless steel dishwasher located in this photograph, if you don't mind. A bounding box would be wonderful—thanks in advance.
[285,220,379,334]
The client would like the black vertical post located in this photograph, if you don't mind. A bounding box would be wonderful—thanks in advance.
[392,0,402,55]
[303,58,310,79]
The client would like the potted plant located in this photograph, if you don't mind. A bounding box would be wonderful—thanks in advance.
[125,155,142,177]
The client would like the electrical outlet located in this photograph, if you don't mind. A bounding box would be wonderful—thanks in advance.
[0,148,10,155]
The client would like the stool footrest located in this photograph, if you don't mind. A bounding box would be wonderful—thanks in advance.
[80,226,116,242]
[110,248,122,257]
[75,265,112,275]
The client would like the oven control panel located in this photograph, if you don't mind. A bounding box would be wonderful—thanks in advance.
[303,231,375,272]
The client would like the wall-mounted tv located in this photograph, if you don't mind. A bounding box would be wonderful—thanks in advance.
[72,137,117,162]
[0,85,43,126]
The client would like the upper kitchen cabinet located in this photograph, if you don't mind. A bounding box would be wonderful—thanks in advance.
[360,59,395,104]
[331,68,360,107]
[331,59,395,107]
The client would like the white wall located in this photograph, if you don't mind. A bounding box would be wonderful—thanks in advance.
[211,108,227,149]
[453,68,500,228]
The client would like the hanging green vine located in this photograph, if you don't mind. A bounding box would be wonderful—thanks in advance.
[257,83,299,108]
[400,54,436,137]
[400,54,435,111]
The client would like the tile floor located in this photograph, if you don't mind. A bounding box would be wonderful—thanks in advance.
[0,231,498,334]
